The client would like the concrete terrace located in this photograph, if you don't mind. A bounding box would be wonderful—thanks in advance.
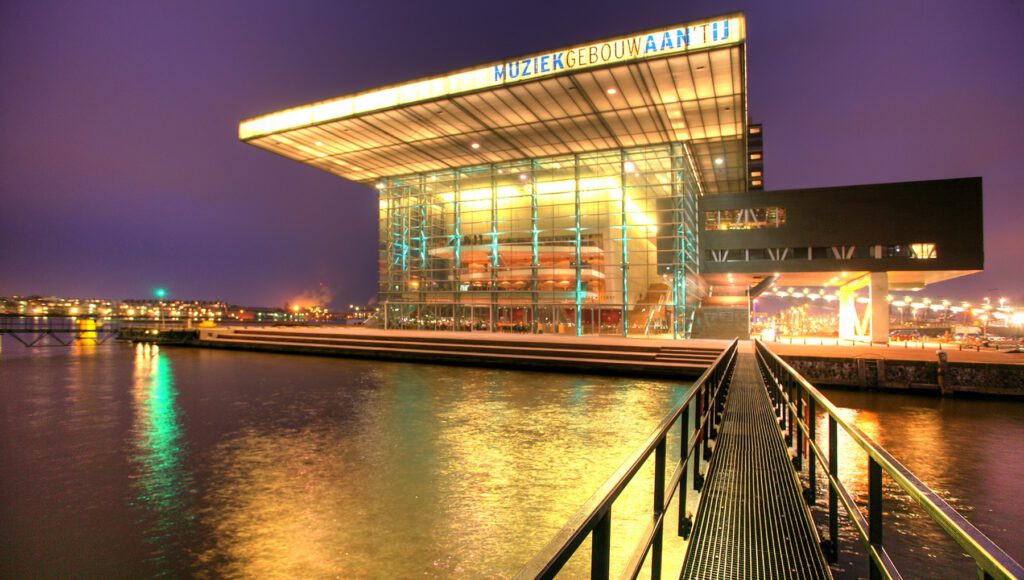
[195,327,733,377]
[196,326,730,378]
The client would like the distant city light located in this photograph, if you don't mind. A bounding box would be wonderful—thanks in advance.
[154,288,167,299]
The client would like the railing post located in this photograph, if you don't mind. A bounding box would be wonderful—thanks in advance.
[806,397,817,504]
[702,382,712,459]
[869,458,883,580]
[693,393,704,491]
[827,415,839,563]
[653,438,666,580]
[592,509,611,579]
[679,403,692,537]
[708,376,718,440]
[786,377,794,447]
[778,374,786,422]
[794,387,804,470]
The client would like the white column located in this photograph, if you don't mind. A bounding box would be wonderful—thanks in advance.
[838,284,859,341]
[869,272,889,344]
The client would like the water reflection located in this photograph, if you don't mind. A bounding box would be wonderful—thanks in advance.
[130,343,192,568]
[7,342,1017,578]
[193,361,687,578]
[810,390,1024,579]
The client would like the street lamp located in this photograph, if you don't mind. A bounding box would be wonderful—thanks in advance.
[154,288,167,329]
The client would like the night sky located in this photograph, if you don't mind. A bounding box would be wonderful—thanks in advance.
[2,0,1021,309]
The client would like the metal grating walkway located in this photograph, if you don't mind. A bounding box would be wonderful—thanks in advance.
[681,343,831,579]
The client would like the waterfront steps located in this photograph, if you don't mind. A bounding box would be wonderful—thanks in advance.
[196,327,726,377]
[682,344,831,579]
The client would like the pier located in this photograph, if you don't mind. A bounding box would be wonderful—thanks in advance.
[519,340,1024,579]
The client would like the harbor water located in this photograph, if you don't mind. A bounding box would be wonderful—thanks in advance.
[1,339,1021,577]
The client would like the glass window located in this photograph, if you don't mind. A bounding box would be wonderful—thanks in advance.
[910,243,937,259]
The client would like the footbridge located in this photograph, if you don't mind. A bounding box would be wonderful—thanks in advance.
[517,340,1023,579]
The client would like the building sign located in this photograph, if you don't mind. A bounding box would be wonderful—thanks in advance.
[240,15,743,140]
[494,19,734,82]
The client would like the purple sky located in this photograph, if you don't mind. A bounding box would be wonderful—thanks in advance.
[2,0,1022,309]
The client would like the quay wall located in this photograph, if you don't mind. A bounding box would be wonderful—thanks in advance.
[781,355,1024,398]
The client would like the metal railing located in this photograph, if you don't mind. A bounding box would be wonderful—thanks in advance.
[516,338,739,579]
[0,316,123,347]
[753,339,1024,580]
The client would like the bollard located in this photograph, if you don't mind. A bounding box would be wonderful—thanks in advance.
[937,351,951,396]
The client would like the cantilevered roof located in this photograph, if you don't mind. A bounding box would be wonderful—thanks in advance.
[240,13,748,193]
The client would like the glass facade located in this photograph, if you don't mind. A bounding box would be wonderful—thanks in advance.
[377,144,701,338]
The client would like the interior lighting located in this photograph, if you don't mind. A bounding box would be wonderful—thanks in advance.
[714,157,724,166]
[518,173,529,181]
[471,142,481,149]
[623,161,636,173]
[606,88,618,95]
[375,182,385,189]
[315,141,324,146]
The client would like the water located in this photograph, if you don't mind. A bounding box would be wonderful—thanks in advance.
[811,388,1024,579]
[0,341,690,578]
[1,340,1021,578]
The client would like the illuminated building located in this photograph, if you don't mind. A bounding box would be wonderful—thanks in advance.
[239,13,982,340]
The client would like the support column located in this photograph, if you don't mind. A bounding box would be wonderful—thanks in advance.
[490,169,499,333]
[838,284,858,341]
[869,271,889,344]
[838,272,889,343]
[574,154,583,337]
[530,165,539,334]
[620,152,630,337]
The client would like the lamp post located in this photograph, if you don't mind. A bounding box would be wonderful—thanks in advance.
[154,288,167,330]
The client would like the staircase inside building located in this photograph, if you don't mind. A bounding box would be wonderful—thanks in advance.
[691,290,750,340]
[627,283,670,336]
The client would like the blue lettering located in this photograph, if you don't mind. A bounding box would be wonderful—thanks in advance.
[644,34,657,53]
[539,54,550,73]
[660,31,673,51]
[508,60,520,79]
[552,52,565,70]
[494,64,505,82]
[675,28,689,48]
[712,20,729,41]
[522,57,533,77]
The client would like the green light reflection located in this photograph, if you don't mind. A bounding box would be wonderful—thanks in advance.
[131,343,191,561]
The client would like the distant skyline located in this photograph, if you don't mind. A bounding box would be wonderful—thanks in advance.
[2,0,1022,309]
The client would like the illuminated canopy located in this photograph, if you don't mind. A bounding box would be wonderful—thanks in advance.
[239,13,747,192]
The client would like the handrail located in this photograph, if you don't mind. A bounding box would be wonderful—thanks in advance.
[516,338,739,579]
[753,339,1024,580]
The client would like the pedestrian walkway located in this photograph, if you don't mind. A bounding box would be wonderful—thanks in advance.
[681,343,831,579]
